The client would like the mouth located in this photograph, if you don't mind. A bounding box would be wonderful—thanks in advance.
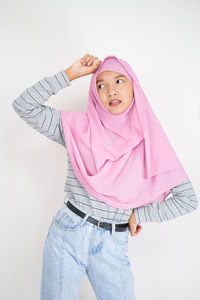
[109,99,122,106]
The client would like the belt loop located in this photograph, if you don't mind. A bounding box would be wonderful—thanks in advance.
[111,220,116,236]
[82,213,90,225]
[68,212,90,231]
[64,194,69,204]
[76,212,90,229]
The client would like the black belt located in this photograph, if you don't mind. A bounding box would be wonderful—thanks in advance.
[65,200,129,232]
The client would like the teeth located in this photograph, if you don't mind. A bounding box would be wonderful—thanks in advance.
[110,100,121,104]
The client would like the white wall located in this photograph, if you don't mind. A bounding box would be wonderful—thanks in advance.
[1,0,200,299]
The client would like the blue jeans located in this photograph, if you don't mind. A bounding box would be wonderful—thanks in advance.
[40,202,136,300]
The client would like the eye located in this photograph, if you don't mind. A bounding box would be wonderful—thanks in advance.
[116,79,124,84]
[97,79,124,89]
[98,79,124,88]
[97,83,104,89]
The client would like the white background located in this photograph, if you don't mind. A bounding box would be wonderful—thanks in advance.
[1,0,200,299]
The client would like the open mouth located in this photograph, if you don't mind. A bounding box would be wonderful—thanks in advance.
[109,100,122,106]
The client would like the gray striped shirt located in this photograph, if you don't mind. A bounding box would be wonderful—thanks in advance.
[12,70,199,224]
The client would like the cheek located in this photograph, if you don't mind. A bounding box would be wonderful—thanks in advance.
[98,91,107,103]
[123,92,133,106]
[127,89,134,101]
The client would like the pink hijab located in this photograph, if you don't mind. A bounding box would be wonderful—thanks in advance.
[60,55,189,209]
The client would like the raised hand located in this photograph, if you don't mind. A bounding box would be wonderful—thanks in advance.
[65,53,102,81]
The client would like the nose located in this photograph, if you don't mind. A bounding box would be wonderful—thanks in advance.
[108,89,117,97]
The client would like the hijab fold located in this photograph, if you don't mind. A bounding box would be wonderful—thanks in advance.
[60,55,189,209]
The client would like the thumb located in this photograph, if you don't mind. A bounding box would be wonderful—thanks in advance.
[90,60,102,73]
[94,59,102,66]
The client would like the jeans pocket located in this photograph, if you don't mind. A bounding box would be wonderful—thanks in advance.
[109,228,129,245]
[54,205,83,231]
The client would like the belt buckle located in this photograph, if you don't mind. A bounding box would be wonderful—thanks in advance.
[97,220,103,228]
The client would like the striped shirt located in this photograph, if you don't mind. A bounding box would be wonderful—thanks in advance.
[12,69,199,224]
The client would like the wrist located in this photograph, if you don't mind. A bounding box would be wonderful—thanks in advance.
[64,67,77,81]
[129,209,137,223]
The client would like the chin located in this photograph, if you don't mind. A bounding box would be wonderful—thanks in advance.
[110,110,124,114]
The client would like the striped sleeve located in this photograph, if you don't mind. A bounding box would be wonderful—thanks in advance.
[134,179,199,223]
[12,70,71,147]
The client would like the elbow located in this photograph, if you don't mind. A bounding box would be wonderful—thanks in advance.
[193,196,199,211]
[12,98,20,112]
[186,194,199,214]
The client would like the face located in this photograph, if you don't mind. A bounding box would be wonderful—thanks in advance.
[96,71,134,114]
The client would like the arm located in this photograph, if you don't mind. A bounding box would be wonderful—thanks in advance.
[12,69,72,148]
[133,179,198,223]
[12,55,101,147]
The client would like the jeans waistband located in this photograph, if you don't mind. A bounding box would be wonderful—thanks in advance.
[65,200,129,233]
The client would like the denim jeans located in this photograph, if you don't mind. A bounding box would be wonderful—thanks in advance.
[40,202,136,300]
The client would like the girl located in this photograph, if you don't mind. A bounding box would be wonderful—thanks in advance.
[12,53,198,300]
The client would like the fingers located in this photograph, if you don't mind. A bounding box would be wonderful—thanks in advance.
[135,224,142,235]
[134,224,142,236]
[82,54,95,65]
[81,54,101,66]
[81,54,91,65]
[129,223,142,236]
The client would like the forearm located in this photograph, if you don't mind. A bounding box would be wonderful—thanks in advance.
[133,179,198,223]
[12,69,71,146]
[12,70,71,111]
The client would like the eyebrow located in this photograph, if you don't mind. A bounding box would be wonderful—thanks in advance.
[96,74,126,84]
